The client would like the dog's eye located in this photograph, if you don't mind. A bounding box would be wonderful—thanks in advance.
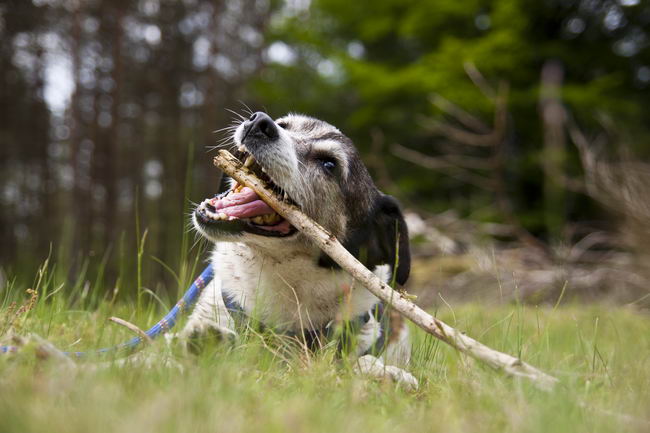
[318,158,336,173]
[276,121,288,129]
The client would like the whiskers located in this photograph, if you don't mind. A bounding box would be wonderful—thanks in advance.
[237,101,255,118]
[184,200,201,232]
[206,107,251,153]
[207,135,237,153]
[185,201,211,252]
[189,231,208,253]
[208,122,239,153]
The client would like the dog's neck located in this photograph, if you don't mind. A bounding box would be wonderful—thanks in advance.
[210,242,381,332]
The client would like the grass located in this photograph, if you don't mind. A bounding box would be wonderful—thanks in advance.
[1,261,649,433]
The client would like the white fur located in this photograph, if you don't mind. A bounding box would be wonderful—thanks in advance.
[181,243,417,388]
[208,242,380,332]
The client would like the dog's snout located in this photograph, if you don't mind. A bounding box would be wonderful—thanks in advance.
[245,112,279,141]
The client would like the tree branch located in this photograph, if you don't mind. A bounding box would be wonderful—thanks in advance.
[391,143,496,189]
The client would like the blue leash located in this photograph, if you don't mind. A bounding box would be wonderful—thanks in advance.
[0,264,214,358]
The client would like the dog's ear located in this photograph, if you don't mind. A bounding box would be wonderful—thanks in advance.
[364,195,411,286]
[319,194,411,286]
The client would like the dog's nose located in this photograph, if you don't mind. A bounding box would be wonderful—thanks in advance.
[245,112,278,140]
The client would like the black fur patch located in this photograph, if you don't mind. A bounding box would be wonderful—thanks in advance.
[318,194,411,286]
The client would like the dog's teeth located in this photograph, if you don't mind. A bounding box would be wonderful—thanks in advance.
[218,212,227,220]
[238,144,245,152]
[244,155,255,168]
[283,192,289,201]
[251,216,264,224]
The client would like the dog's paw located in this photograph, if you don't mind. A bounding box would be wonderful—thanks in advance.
[178,318,237,354]
[354,354,419,391]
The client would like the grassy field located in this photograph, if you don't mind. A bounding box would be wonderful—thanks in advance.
[1,264,649,433]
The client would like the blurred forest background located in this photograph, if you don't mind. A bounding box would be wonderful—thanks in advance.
[1,0,649,306]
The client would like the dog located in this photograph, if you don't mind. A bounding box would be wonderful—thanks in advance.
[181,112,418,389]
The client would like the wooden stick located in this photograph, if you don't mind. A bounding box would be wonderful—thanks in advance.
[214,150,559,391]
[109,317,152,344]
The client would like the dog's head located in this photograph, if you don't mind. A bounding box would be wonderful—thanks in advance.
[194,112,411,285]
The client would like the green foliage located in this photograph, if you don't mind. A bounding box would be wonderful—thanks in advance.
[256,0,650,239]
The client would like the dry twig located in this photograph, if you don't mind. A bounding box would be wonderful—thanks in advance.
[108,317,152,344]
[214,150,559,391]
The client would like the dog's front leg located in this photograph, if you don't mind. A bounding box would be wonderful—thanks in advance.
[178,278,237,349]
[352,311,418,390]
[354,354,419,391]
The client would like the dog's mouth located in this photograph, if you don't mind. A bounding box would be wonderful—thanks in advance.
[195,147,297,238]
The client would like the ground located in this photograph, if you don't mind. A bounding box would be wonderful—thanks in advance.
[1,285,649,433]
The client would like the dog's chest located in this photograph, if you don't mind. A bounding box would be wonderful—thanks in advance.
[211,243,379,332]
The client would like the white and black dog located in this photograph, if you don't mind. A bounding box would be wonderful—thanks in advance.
[182,112,417,389]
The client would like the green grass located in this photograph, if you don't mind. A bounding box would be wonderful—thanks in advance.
[1,266,649,433]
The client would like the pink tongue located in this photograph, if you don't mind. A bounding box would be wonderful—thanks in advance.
[210,187,274,218]
[257,220,292,234]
